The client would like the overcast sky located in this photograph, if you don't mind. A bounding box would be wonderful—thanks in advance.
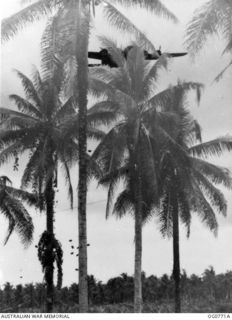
[0,0,232,287]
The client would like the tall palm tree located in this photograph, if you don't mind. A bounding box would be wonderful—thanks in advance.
[185,0,232,80]
[0,64,79,312]
[2,0,178,312]
[156,85,232,312]
[0,63,114,311]
[0,175,36,246]
[89,41,202,312]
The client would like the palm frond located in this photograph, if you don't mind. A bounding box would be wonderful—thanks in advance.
[147,121,189,161]
[1,0,59,42]
[41,14,62,82]
[221,6,232,53]
[55,97,76,122]
[87,100,120,126]
[112,0,178,23]
[191,119,202,143]
[185,0,229,55]
[41,8,74,90]
[89,65,118,84]
[190,180,218,236]
[100,166,129,218]
[214,59,232,82]
[100,167,129,218]
[13,70,42,108]
[193,170,227,216]
[142,55,169,100]
[0,126,42,165]
[113,188,134,218]
[0,127,38,149]
[87,126,106,141]
[31,65,43,93]
[1,195,34,246]
[20,145,44,189]
[86,154,103,183]
[3,216,16,246]
[0,109,39,130]
[100,165,129,185]
[0,142,24,165]
[6,186,39,207]
[102,1,157,52]
[190,157,232,189]
[88,75,116,99]
[0,108,39,124]
[9,95,42,118]
[189,136,232,158]
[146,82,203,110]
[90,68,133,107]
[91,123,127,170]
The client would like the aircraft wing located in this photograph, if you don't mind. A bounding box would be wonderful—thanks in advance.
[167,52,188,58]
[145,52,187,60]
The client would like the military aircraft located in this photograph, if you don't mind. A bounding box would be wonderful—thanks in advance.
[88,46,187,68]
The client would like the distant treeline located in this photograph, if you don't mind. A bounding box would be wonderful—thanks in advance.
[1,267,232,313]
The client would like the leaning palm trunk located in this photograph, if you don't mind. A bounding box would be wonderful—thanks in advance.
[44,178,55,313]
[172,197,181,313]
[75,0,90,312]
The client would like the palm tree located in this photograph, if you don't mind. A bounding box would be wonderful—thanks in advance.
[156,85,232,312]
[185,0,232,80]
[2,0,178,312]
[89,42,202,312]
[0,64,79,312]
[0,62,114,311]
[0,175,36,246]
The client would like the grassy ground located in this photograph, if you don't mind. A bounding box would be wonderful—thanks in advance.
[3,301,232,313]
[89,301,232,313]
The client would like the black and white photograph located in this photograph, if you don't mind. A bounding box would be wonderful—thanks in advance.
[0,0,232,315]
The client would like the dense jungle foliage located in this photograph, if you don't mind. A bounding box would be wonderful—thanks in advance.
[1,267,232,313]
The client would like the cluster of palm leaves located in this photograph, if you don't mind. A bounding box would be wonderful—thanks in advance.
[0,175,36,246]
[185,0,232,81]
[1,0,232,314]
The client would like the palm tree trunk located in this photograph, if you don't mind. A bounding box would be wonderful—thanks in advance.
[134,170,143,313]
[172,198,181,313]
[75,0,90,312]
[45,178,55,313]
